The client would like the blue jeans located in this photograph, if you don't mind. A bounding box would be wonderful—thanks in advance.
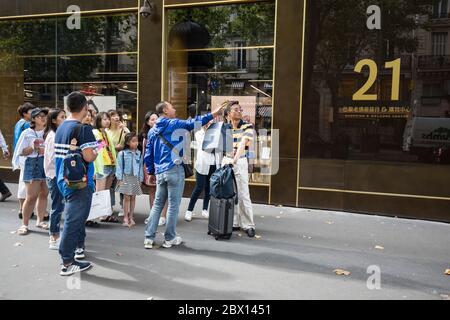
[47,177,65,236]
[188,166,216,211]
[145,165,185,241]
[59,187,93,265]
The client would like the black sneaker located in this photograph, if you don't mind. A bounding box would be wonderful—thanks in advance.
[0,192,12,202]
[60,260,92,276]
[246,228,256,238]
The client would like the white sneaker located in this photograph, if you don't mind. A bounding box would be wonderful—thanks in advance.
[158,217,166,226]
[202,209,209,219]
[162,236,183,248]
[49,238,59,250]
[144,217,149,225]
[118,210,124,217]
[144,239,154,249]
[74,248,85,260]
[185,211,193,222]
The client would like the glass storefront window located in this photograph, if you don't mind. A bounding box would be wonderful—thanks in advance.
[165,1,276,185]
[299,1,450,200]
[0,12,138,168]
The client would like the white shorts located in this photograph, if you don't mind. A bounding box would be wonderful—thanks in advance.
[17,169,27,199]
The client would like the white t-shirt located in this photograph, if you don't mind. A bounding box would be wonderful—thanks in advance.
[44,130,56,179]
[12,128,45,170]
[194,129,220,175]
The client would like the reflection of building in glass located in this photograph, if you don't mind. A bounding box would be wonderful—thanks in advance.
[166,2,275,185]
[415,1,450,118]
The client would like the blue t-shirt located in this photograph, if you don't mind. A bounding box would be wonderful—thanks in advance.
[13,119,30,150]
[55,120,97,197]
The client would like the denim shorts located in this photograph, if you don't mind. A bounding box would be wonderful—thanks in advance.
[22,156,46,183]
[96,165,116,180]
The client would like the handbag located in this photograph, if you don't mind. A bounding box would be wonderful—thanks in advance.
[88,190,112,221]
[158,133,194,178]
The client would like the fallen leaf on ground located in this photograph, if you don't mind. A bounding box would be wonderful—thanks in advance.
[375,245,384,250]
[255,235,262,240]
[445,269,450,275]
[334,269,351,276]
[325,221,334,225]
[14,242,23,247]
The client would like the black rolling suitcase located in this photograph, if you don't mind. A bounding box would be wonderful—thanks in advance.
[208,197,235,240]
[208,165,238,240]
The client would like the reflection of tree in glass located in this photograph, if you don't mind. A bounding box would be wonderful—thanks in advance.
[0,14,137,82]
[168,3,275,71]
[304,0,433,140]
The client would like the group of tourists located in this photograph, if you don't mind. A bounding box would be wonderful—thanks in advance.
[1,92,257,276]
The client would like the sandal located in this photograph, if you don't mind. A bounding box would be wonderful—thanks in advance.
[36,222,49,230]
[17,225,29,236]
[85,221,100,228]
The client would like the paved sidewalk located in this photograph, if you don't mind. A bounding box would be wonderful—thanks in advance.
[0,183,449,300]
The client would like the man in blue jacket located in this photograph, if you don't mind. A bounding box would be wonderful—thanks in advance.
[144,101,224,249]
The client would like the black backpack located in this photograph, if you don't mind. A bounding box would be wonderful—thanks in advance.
[63,124,88,190]
[210,164,238,204]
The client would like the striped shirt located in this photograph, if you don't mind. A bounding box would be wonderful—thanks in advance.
[231,120,254,158]
[55,120,97,197]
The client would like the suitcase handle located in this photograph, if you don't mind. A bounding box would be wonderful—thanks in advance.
[229,165,239,205]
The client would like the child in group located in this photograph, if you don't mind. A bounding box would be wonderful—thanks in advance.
[116,132,143,227]
[92,112,119,223]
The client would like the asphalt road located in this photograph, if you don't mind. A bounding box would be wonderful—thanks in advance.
[0,183,449,300]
